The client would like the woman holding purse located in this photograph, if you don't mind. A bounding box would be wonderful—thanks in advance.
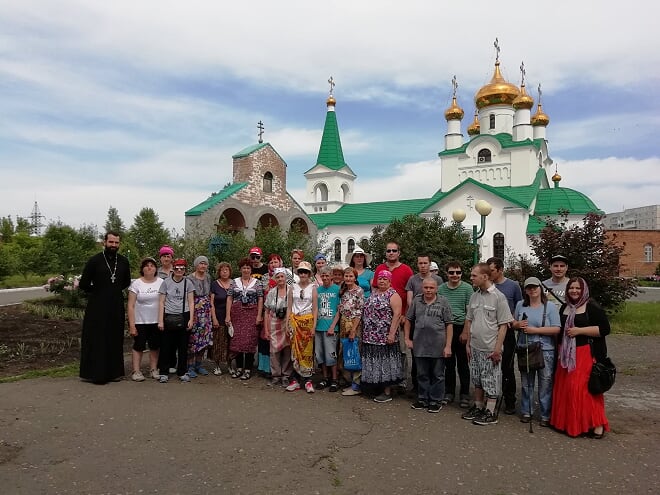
[550,277,611,438]
[512,277,560,427]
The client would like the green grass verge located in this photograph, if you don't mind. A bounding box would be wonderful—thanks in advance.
[610,302,660,336]
[638,280,660,288]
[0,362,79,383]
[0,273,50,289]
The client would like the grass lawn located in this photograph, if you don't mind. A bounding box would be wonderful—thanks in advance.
[0,362,79,383]
[610,302,660,336]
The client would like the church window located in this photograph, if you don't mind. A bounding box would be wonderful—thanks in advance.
[334,239,342,261]
[493,233,505,260]
[341,183,350,202]
[644,243,653,262]
[347,239,355,254]
[477,149,491,164]
[263,172,273,193]
[489,114,495,129]
[315,183,329,202]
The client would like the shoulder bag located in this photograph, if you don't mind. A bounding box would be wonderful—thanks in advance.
[516,303,546,372]
[588,338,616,394]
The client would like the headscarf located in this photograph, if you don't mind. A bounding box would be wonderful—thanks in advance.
[559,277,590,372]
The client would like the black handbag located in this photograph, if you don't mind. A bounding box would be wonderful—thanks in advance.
[515,303,546,372]
[588,339,616,394]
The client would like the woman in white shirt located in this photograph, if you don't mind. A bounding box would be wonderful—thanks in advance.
[127,257,164,381]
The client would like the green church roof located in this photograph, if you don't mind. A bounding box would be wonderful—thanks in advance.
[232,142,269,159]
[438,133,545,157]
[526,186,603,234]
[309,197,430,229]
[313,110,347,171]
[185,182,248,217]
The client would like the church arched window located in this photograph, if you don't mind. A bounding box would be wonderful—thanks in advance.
[489,114,495,129]
[263,172,273,193]
[347,239,355,254]
[478,149,492,164]
[334,239,342,261]
[493,233,504,260]
[341,183,350,202]
[315,183,329,202]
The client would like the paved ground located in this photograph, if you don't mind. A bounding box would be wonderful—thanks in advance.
[0,287,46,307]
[1,334,659,494]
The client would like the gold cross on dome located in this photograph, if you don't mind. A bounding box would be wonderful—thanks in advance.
[494,38,500,63]
[328,76,335,96]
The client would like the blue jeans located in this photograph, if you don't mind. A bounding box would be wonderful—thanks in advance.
[520,350,555,420]
[415,356,445,404]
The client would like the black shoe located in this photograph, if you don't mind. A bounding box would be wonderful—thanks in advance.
[411,400,428,410]
[473,409,498,425]
[317,379,328,390]
[504,404,516,415]
[428,402,442,413]
[520,415,532,424]
[461,405,484,421]
[539,419,550,428]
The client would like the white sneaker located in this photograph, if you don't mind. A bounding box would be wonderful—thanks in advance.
[159,375,169,383]
[305,381,315,394]
[131,371,145,382]
[179,373,191,383]
[285,380,301,392]
[212,366,223,376]
[150,369,160,380]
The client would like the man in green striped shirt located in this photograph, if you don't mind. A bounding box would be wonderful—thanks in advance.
[437,261,474,408]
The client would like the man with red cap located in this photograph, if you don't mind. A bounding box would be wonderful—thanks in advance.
[249,246,269,286]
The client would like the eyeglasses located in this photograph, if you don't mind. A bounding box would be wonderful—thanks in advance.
[386,249,398,253]
[250,254,261,259]
[448,270,462,275]
[174,266,185,270]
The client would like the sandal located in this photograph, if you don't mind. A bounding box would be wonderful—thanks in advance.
[317,379,328,390]
[231,368,242,379]
[240,369,251,381]
[329,381,338,392]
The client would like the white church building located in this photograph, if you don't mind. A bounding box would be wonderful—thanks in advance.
[305,54,601,263]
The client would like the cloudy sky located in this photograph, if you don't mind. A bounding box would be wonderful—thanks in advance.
[1,1,658,235]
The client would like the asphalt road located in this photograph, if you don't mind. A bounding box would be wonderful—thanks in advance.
[1,334,659,494]
[0,287,47,307]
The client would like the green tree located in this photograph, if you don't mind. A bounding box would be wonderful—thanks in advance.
[368,214,473,277]
[126,207,172,261]
[0,216,15,243]
[15,217,32,235]
[41,223,99,276]
[3,233,43,278]
[104,206,126,236]
[530,212,637,310]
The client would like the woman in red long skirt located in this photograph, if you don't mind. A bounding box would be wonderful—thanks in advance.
[551,277,610,438]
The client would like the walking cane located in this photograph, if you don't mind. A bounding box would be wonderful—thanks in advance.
[522,312,533,434]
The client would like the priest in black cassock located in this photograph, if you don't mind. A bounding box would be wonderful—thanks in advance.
[79,231,131,384]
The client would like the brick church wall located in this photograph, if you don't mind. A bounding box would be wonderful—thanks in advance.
[606,230,660,277]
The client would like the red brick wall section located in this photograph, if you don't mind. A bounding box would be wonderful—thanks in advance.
[606,230,660,277]
[232,146,293,210]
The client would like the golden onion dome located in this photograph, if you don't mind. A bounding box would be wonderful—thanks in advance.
[467,111,480,136]
[326,95,336,106]
[531,102,550,126]
[444,96,464,121]
[474,61,520,109]
[513,83,534,110]
[552,172,562,183]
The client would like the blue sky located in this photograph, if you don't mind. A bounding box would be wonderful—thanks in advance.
[1,1,658,234]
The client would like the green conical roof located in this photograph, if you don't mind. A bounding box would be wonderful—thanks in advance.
[315,109,347,171]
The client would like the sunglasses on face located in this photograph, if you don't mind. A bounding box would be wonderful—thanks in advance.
[448,270,461,275]
[250,254,261,259]
[174,266,185,270]
[386,249,398,253]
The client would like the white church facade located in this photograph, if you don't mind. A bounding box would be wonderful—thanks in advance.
[305,55,601,263]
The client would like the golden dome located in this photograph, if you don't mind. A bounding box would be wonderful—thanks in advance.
[531,102,550,126]
[513,83,534,110]
[326,95,336,106]
[474,62,520,109]
[467,111,480,136]
[444,96,464,121]
[552,172,562,182]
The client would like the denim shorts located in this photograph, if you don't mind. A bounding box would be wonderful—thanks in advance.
[314,331,338,366]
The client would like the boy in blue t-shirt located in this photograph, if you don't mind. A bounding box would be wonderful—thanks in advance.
[316,267,341,391]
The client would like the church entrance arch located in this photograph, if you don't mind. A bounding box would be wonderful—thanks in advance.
[258,213,279,229]
[290,217,309,234]
[218,208,246,233]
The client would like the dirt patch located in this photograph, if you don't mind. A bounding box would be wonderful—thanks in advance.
[0,305,132,378]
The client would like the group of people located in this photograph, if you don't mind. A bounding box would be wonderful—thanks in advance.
[79,233,611,440]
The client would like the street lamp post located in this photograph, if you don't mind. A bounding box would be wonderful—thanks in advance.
[452,200,492,266]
